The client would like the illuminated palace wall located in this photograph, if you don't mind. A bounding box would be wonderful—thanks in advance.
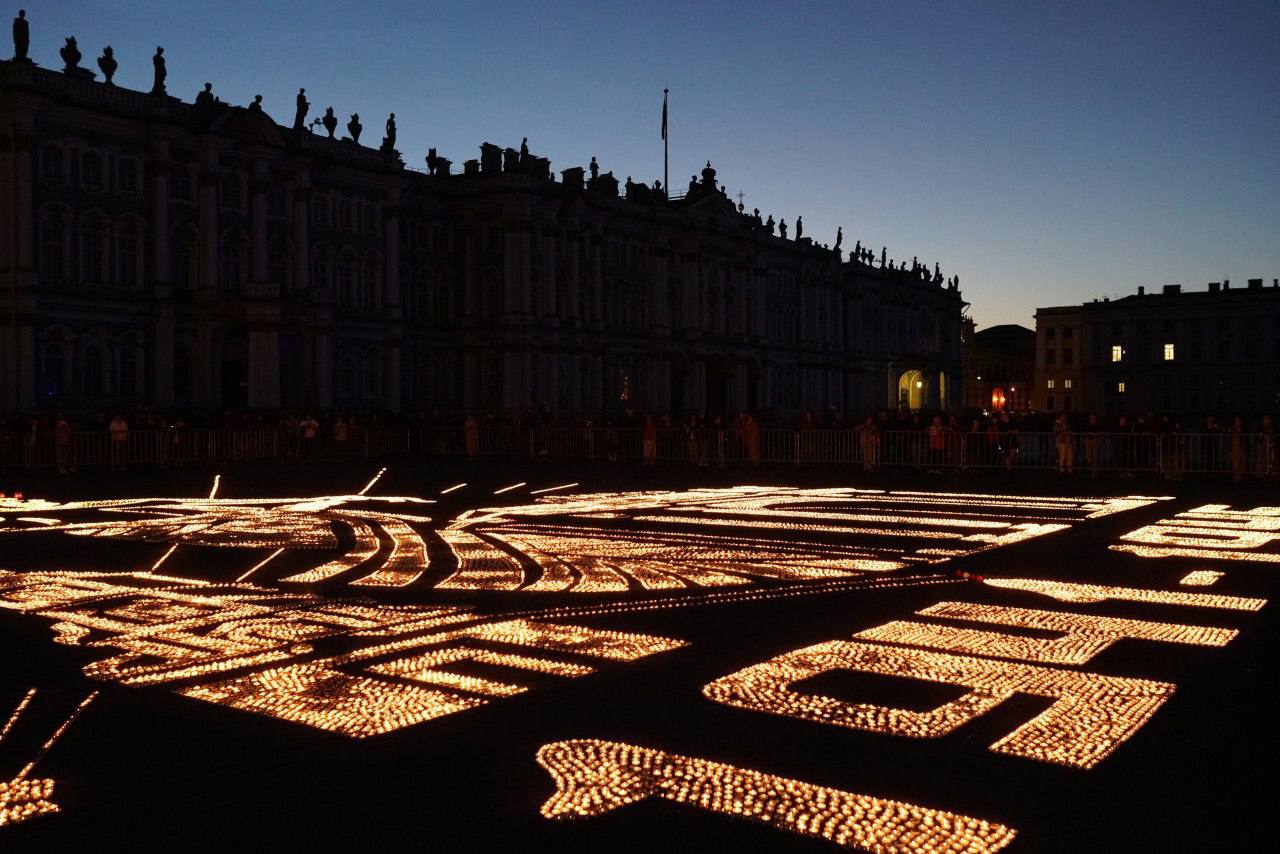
[0,58,963,416]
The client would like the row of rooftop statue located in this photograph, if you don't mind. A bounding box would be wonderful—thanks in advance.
[9,10,957,289]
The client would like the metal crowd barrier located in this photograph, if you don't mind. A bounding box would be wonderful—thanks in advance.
[0,427,1275,479]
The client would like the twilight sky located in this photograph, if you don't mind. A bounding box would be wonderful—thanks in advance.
[19,0,1280,328]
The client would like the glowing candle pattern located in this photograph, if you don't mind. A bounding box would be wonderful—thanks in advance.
[982,577,1265,611]
[1112,504,1280,563]
[537,739,1018,851]
[1179,570,1224,587]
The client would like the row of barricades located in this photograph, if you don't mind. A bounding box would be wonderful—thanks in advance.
[0,427,1276,477]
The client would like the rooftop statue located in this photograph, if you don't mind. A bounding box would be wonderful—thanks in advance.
[795,216,803,240]
[97,45,117,84]
[347,113,362,143]
[519,137,529,163]
[834,227,842,250]
[425,147,439,175]
[322,107,337,138]
[880,246,887,267]
[853,239,861,259]
[382,113,396,150]
[248,94,263,113]
[151,46,165,94]
[12,9,28,61]
[195,82,214,105]
[293,88,309,130]
[503,147,519,172]
[778,218,788,239]
[60,36,81,71]
[688,175,698,195]
[589,156,599,179]
[653,178,662,194]
[934,262,941,283]
[765,214,774,235]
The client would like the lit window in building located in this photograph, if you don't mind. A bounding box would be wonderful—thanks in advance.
[1046,379,1055,389]
[1064,379,1072,389]
[1118,381,1126,393]
[1111,345,1123,362]
[1163,343,1175,361]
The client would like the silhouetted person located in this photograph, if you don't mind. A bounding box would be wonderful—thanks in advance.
[688,174,698,194]
[383,112,396,149]
[12,10,28,61]
[795,216,803,240]
[425,147,438,175]
[653,178,662,194]
[519,136,528,163]
[853,239,861,260]
[778,218,787,239]
[60,36,81,70]
[322,107,337,138]
[248,94,263,112]
[589,156,599,179]
[151,46,165,93]
[347,113,362,143]
[97,45,117,84]
[834,226,842,250]
[293,88,309,129]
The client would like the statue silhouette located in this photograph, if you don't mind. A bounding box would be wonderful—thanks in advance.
[60,36,81,71]
[779,218,788,239]
[195,82,213,105]
[97,45,117,84]
[880,246,887,267]
[834,227,842,249]
[795,216,803,240]
[765,214,775,235]
[853,239,860,260]
[519,137,529,163]
[589,156,599,179]
[383,113,396,150]
[322,107,337,138]
[294,88,309,130]
[151,46,165,94]
[347,113,362,143]
[12,10,28,61]
[248,94,263,112]
[426,147,439,175]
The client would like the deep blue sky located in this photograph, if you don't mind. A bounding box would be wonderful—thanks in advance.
[19,0,1280,327]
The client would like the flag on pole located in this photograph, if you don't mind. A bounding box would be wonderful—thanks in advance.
[661,89,667,141]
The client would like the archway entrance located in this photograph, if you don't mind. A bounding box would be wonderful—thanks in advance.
[898,370,925,410]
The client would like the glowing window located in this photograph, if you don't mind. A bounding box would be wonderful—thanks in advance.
[1064,379,1072,389]
[1118,381,1126,393]
[1111,345,1123,362]
[1046,379,1055,389]
[1163,343,1175,361]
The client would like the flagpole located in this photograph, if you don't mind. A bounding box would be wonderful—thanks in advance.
[662,88,669,200]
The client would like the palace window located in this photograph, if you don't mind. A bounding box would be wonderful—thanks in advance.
[1111,344,1123,362]
[119,348,140,397]
[39,215,68,280]
[1118,381,1126,393]
[41,146,64,183]
[1064,379,1072,389]
[1046,379,1055,389]
[118,160,140,193]
[170,170,192,202]
[81,223,107,285]
[84,346,106,396]
[1163,343,1175,361]
[116,229,140,286]
[81,151,104,188]
[41,344,65,398]
[221,172,242,210]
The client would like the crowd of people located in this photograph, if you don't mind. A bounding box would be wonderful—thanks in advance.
[0,406,1276,479]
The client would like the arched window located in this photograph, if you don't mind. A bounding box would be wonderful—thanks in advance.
[118,159,140,193]
[119,348,140,397]
[221,172,242,210]
[81,151,104,188]
[337,252,356,306]
[84,346,106,397]
[360,254,380,310]
[220,233,245,293]
[311,245,331,293]
[81,216,108,285]
[171,226,197,290]
[41,343,65,399]
[269,240,292,290]
[39,213,68,280]
[115,219,143,287]
[174,343,191,401]
[41,146,64,183]
[311,193,328,226]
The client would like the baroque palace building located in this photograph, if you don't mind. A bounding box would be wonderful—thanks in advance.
[0,46,963,417]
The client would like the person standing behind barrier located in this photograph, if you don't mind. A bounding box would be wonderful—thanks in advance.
[334,415,351,458]
[712,415,725,466]
[462,413,479,460]
[1000,413,1020,470]
[108,414,128,470]
[1229,416,1246,481]
[1114,414,1133,477]
[1257,414,1276,480]
[300,414,319,458]
[1202,415,1222,473]
[641,414,657,465]
[1053,412,1073,474]
[856,416,878,471]
[926,415,945,473]
[742,411,760,465]
[54,414,74,473]
[1082,413,1100,476]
